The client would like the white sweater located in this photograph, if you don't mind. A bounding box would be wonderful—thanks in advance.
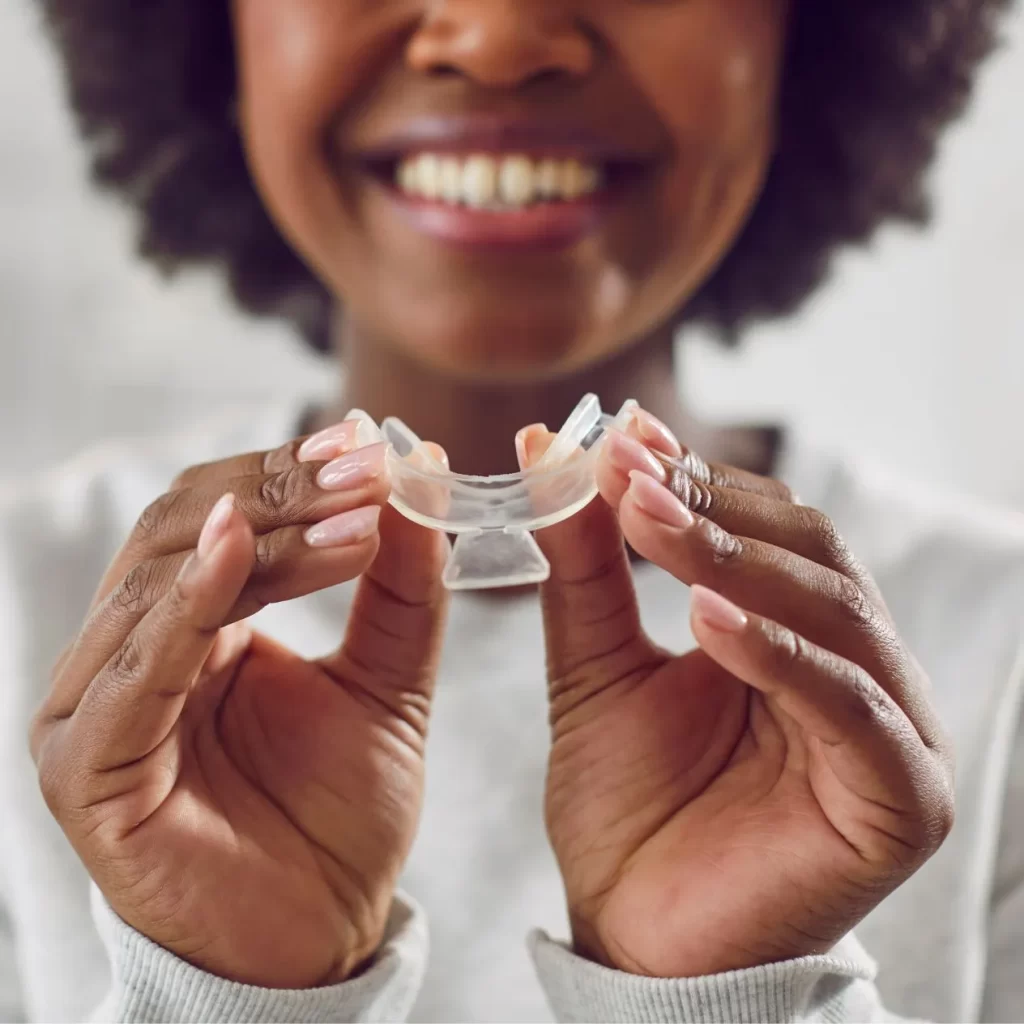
[0,397,1022,1024]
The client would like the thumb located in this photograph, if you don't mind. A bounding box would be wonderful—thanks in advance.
[324,443,451,721]
[518,426,649,695]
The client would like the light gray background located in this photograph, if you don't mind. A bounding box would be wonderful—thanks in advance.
[2,0,1022,507]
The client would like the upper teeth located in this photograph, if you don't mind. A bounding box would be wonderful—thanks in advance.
[396,154,603,208]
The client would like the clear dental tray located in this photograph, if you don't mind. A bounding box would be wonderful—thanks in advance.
[350,394,636,591]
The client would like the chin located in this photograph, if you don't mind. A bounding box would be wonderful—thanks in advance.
[399,308,596,383]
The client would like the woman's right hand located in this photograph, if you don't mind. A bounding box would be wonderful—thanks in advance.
[29,422,450,989]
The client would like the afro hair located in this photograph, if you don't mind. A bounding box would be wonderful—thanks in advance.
[36,0,1011,352]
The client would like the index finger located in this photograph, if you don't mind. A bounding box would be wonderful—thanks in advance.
[169,419,363,491]
[603,409,795,504]
[88,420,372,611]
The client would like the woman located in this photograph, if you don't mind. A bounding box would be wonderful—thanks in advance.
[1,0,1021,1021]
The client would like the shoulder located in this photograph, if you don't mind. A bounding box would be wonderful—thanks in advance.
[0,399,303,710]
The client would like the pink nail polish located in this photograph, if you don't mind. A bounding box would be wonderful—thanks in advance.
[318,442,388,490]
[419,442,451,470]
[627,471,694,528]
[514,426,533,469]
[298,420,360,463]
[691,585,748,633]
[198,493,236,560]
[633,409,683,458]
[516,424,551,469]
[305,506,381,548]
[606,430,667,482]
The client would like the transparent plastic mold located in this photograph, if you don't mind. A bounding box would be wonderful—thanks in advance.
[350,394,637,591]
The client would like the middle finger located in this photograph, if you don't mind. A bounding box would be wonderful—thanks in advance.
[125,443,390,563]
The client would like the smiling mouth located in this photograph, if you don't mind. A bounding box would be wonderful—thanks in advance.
[361,150,648,249]
[363,148,650,212]
[354,118,657,249]
[393,152,604,210]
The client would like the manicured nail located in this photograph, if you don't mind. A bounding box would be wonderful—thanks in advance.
[627,471,694,527]
[691,584,748,633]
[633,409,683,458]
[298,420,360,462]
[606,430,667,483]
[198,493,236,560]
[305,506,381,548]
[318,442,388,490]
[406,440,450,473]
[515,424,549,469]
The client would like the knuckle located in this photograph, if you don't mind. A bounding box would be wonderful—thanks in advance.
[162,573,194,621]
[672,447,712,486]
[110,562,157,618]
[835,574,875,628]
[257,466,315,525]
[808,510,857,572]
[844,667,888,725]
[258,471,294,520]
[702,521,742,563]
[108,633,146,687]
[668,471,714,516]
[134,491,181,545]
[763,620,809,672]
[252,527,291,576]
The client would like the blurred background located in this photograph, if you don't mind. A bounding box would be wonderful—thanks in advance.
[1,0,1022,507]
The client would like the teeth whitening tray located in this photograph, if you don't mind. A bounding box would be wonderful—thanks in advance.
[351,394,636,591]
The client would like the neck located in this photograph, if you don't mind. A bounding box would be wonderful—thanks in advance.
[312,318,778,478]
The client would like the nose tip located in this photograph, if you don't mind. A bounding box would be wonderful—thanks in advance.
[407,2,594,89]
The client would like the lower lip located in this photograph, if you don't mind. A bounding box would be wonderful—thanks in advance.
[381,186,609,251]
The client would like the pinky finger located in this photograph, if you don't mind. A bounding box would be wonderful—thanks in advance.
[688,585,948,837]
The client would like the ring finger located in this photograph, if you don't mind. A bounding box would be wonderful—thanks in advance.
[617,472,947,752]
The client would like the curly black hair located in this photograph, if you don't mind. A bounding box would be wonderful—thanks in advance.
[35,0,1010,353]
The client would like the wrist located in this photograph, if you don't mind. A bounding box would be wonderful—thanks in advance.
[107,893,389,990]
[569,907,834,980]
[91,885,430,1022]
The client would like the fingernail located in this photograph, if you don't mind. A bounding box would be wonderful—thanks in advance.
[305,506,381,548]
[633,409,683,459]
[628,471,694,528]
[318,442,388,490]
[691,584,748,633]
[419,442,450,470]
[198,493,236,560]
[516,424,549,469]
[298,420,361,463]
[606,431,667,483]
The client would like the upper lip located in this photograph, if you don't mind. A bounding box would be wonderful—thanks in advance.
[355,115,659,164]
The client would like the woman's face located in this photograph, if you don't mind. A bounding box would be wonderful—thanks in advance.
[232,0,788,380]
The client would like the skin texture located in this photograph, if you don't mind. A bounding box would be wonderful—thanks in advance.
[231,0,786,399]
[33,436,452,987]
[521,420,952,976]
[34,0,953,990]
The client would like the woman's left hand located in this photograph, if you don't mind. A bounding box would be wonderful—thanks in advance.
[519,412,954,979]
